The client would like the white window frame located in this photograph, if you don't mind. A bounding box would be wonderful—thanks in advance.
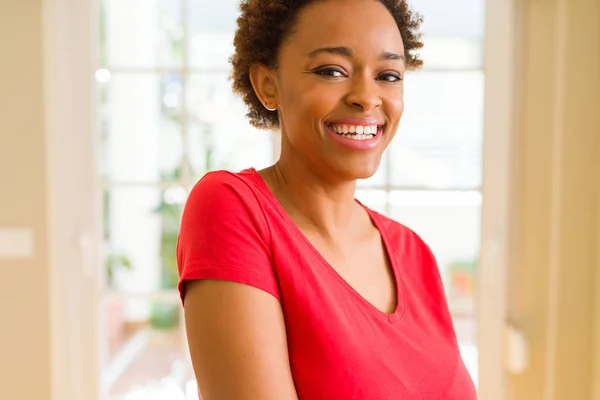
[44,0,518,399]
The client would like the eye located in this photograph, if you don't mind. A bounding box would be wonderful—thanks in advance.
[313,67,347,78]
[377,72,403,83]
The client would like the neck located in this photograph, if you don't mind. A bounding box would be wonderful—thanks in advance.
[262,151,359,240]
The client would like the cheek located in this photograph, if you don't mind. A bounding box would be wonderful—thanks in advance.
[384,95,404,142]
[282,82,343,122]
[386,93,405,119]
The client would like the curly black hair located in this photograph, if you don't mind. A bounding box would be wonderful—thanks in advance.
[230,0,423,130]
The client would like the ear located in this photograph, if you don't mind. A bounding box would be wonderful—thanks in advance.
[249,63,279,111]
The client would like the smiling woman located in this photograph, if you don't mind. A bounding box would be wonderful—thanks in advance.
[178,1,478,399]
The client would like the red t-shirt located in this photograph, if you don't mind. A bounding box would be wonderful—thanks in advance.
[177,168,478,400]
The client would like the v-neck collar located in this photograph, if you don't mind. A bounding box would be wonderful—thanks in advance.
[247,168,407,324]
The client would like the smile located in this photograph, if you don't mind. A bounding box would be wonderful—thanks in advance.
[326,124,383,141]
[324,123,384,150]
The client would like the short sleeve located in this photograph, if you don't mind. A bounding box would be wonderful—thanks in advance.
[176,171,280,303]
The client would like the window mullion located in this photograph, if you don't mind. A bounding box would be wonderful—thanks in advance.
[180,0,191,189]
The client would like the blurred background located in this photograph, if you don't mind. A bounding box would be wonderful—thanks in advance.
[0,0,598,399]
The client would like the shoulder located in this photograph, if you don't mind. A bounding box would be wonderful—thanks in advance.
[186,169,264,214]
[190,168,260,200]
[181,168,271,239]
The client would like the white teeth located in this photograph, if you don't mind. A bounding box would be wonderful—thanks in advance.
[329,124,380,139]
[341,134,375,141]
[330,125,378,134]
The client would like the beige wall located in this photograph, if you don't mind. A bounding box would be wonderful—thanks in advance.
[508,0,600,399]
[0,0,51,398]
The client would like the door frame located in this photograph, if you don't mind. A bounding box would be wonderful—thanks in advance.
[44,0,102,399]
[478,0,521,398]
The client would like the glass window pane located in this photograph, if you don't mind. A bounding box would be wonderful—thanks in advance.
[188,0,239,69]
[390,71,485,189]
[101,298,194,399]
[355,189,388,215]
[388,190,480,383]
[388,190,480,314]
[412,0,486,38]
[100,73,183,182]
[103,186,186,294]
[102,0,183,68]
[420,37,483,70]
[187,73,273,179]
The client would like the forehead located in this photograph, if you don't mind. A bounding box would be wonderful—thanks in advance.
[286,0,404,56]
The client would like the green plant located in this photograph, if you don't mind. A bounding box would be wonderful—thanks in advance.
[106,253,133,287]
[149,302,180,330]
[447,258,478,298]
[154,122,230,291]
[151,120,234,327]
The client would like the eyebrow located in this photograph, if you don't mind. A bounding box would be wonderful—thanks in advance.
[308,46,405,62]
[308,46,353,58]
[380,52,405,62]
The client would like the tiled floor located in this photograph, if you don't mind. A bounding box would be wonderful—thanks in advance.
[107,325,192,399]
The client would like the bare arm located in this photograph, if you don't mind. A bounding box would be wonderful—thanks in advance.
[183,280,299,400]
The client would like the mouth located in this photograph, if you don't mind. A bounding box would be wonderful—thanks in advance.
[325,123,384,141]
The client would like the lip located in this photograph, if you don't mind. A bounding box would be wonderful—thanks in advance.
[325,117,385,126]
[324,123,383,151]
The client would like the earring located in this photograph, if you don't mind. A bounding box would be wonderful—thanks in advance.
[264,102,278,112]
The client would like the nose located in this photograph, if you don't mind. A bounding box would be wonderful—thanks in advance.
[345,74,382,112]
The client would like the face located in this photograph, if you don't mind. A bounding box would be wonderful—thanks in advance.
[253,0,406,182]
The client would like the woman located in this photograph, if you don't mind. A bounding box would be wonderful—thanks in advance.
[177,0,478,398]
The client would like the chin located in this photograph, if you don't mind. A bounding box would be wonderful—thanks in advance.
[336,161,381,182]
[353,168,379,180]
